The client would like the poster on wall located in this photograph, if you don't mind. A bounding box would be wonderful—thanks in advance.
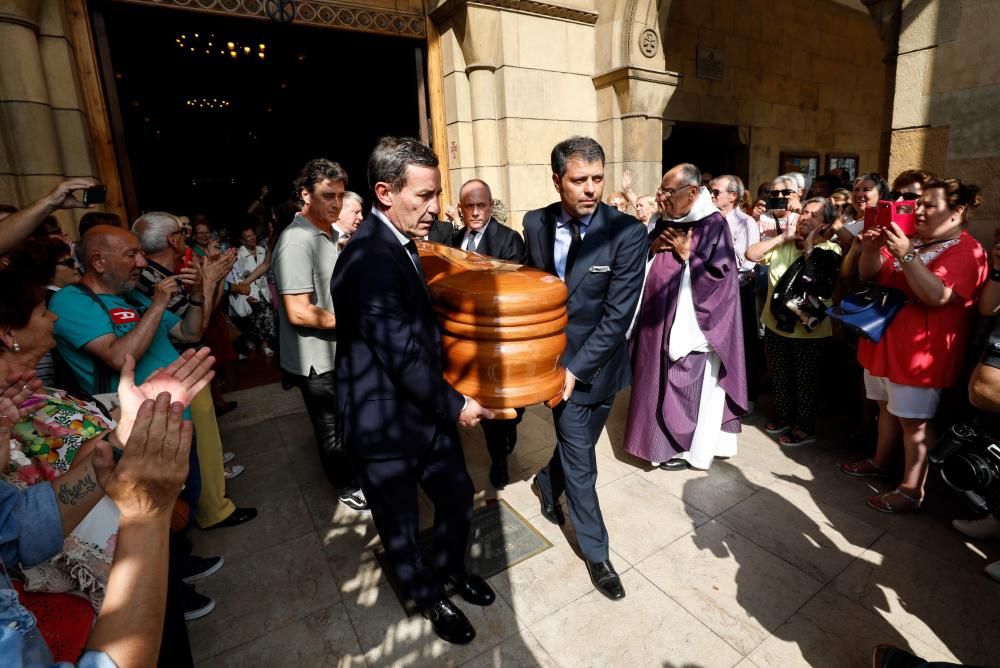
[826,153,859,182]
[779,152,819,191]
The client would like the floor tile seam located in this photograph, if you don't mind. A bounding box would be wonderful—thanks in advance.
[198,525,318,565]
[647,474,768,521]
[632,568,751,660]
[190,602,345,664]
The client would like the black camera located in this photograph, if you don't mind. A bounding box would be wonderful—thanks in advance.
[930,423,1000,515]
[765,197,789,210]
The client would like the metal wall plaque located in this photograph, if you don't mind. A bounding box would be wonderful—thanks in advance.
[696,46,725,81]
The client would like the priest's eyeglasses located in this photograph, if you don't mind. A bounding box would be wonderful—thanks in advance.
[656,185,697,198]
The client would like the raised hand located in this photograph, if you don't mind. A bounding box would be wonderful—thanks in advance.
[621,169,634,194]
[115,349,215,444]
[46,178,99,211]
[93,393,191,521]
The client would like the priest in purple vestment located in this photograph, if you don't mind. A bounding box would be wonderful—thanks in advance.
[623,163,748,471]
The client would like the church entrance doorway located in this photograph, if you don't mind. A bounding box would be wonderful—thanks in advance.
[93,1,426,222]
[662,122,749,186]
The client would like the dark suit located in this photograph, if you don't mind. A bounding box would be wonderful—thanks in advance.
[522,201,647,561]
[427,219,456,244]
[448,218,528,472]
[331,212,473,607]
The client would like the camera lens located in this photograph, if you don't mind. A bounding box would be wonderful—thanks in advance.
[942,454,996,491]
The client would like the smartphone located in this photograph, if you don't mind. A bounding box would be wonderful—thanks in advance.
[81,185,107,205]
[863,200,917,236]
[765,197,789,210]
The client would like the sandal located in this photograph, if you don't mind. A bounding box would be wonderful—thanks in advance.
[779,429,816,447]
[840,458,886,478]
[866,488,922,514]
[765,420,790,435]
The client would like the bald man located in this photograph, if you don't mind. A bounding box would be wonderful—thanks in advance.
[448,179,527,488]
[50,225,257,530]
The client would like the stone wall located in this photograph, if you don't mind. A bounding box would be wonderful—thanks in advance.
[889,0,1000,242]
[435,2,600,229]
[0,0,100,235]
[660,0,886,194]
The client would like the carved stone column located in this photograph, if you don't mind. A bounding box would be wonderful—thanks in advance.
[0,0,66,205]
[594,65,678,197]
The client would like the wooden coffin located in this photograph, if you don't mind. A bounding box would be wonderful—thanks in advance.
[417,241,567,412]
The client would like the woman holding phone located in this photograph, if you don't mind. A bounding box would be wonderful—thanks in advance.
[841,178,988,513]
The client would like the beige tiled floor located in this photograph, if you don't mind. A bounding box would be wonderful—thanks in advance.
[191,383,1000,667]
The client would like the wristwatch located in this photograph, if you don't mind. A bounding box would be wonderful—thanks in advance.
[900,251,916,264]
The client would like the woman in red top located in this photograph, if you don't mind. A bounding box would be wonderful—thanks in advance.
[842,178,987,512]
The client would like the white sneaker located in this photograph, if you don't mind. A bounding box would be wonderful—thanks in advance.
[222,452,235,465]
[338,488,369,511]
[224,464,245,480]
[986,560,1000,583]
[952,516,1000,540]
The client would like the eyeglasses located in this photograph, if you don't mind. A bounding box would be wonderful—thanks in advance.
[656,185,696,198]
[889,191,920,201]
[768,189,797,197]
[56,258,78,269]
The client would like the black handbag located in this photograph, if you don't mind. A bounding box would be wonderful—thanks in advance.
[826,283,908,343]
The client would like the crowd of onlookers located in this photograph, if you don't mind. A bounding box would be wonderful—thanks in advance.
[610,165,1000,584]
[1,156,999,665]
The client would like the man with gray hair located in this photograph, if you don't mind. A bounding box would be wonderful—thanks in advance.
[132,212,234,325]
[624,163,748,474]
[336,191,364,247]
[710,175,763,406]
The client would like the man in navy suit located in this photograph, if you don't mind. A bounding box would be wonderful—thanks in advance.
[330,137,495,645]
[447,178,528,490]
[522,137,647,600]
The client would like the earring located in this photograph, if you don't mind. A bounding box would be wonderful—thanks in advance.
[11,339,20,353]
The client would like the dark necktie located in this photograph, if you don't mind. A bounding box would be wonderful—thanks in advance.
[466,230,479,252]
[564,219,582,279]
[404,240,429,285]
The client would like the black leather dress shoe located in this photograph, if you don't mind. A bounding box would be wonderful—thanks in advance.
[202,507,258,530]
[659,459,690,471]
[489,459,510,490]
[421,598,476,645]
[532,477,564,525]
[586,560,625,600]
[448,572,495,606]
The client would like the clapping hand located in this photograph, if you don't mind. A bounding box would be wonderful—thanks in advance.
[114,349,215,445]
[0,371,42,471]
[93,393,192,522]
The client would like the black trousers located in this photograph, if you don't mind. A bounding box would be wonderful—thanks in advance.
[159,532,194,668]
[535,397,614,563]
[293,369,359,492]
[740,277,764,402]
[764,330,826,432]
[480,408,524,464]
[356,426,474,608]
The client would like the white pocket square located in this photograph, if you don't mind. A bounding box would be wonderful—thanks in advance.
[589,265,611,273]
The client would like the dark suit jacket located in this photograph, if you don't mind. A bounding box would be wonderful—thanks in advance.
[426,219,456,244]
[448,218,527,264]
[331,213,465,460]
[522,201,648,404]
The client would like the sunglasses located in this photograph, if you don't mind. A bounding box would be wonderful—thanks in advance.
[56,258,78,268]
[709,189,731,197]
[768,189,797,197]
[889,191,920,201]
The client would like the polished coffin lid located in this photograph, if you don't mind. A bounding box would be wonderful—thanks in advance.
[417,241,567,409]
